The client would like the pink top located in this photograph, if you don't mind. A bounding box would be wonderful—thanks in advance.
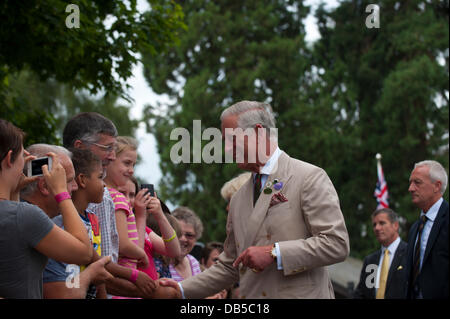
[108,188,139,269]
[138,226,158,280]
[169,254,202,282]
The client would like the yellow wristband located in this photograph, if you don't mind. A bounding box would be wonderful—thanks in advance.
[163,231,177,243]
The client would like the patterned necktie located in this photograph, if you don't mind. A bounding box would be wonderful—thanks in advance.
[376,248,390,299]
[412,215,427,288]
[253,173,262,206]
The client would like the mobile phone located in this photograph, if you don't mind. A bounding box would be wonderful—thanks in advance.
[140,183,155,197]
[27,157,52,177]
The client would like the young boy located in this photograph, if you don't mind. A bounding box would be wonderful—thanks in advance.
[43,148,112,298]
[70,148,108,298]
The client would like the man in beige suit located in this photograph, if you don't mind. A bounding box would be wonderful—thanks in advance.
[162,100,350,298]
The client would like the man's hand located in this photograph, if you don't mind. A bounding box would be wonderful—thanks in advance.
[205,289,228,299]
[233,245,274,272]
[87,256,114,285]
[135,271,157,298]
[158,278,181,298]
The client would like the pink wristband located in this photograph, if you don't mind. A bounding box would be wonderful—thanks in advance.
[54,192,71,204]
[130,269,139,283]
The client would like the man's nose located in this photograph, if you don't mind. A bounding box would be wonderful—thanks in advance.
[108,150,116,161]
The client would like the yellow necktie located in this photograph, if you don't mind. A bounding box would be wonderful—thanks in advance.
[376,248,390,299]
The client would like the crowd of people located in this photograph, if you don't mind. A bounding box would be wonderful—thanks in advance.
[0,111,246,299]
[0,100,448,299]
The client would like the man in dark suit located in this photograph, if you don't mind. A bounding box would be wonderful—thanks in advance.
[406,160,448,299]
[354,208,408,299]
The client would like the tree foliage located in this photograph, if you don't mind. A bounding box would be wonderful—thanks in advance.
[0,0,185,154]
[0,0,185,98]
[0,70,139,145]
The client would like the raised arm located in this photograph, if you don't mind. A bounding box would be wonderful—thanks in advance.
[147,196,181,258]
[35,153,92,265]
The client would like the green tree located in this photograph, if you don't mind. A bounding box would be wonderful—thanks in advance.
[0,0,185,98]
[142,0,311,243]
[1,70,139,144]
[311,0,449,258]
[0,0,185,150]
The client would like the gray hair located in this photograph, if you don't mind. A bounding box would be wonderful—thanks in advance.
[172,206,204,240]
[414,160,448,195]
[220,101,278,138]
[21,144,72,197]
[371,208,399,224]
[62,112,117,148]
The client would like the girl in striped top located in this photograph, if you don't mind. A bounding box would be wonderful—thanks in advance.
[104,137,151,298]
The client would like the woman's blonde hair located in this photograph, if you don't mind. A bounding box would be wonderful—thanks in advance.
[115,136,138,156]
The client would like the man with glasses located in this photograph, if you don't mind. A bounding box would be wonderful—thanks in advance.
[63,112,157,298]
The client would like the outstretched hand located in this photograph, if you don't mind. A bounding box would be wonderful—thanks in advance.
[157,278,182,299]
[233,245,274,273]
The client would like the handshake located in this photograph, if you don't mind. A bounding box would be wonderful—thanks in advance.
[151,278,181,299]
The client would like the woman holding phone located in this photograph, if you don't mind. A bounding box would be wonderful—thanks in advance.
[0,119,92,299]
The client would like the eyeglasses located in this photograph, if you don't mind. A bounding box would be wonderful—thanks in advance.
[181,232,196,240]
[90,142,116,153]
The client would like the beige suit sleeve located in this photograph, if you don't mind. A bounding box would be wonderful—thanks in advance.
[180,206,240,299]
[279,167,349,276]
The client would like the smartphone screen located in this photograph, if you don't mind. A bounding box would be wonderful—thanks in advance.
[30,157,49,176]
[140,183,155,197]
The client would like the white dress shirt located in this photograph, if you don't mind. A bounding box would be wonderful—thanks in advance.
[375,236,400,291]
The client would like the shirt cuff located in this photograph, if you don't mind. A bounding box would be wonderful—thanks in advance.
[178,282,186,299]
[275,242,283,270]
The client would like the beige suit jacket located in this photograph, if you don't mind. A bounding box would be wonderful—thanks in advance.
[181,152,350,298]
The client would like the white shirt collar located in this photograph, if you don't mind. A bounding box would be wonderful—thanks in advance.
[421,197,443,222]
[382,236,401,255]
[259,147,282,175]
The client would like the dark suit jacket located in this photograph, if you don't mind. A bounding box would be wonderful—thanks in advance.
[353,240,408,299]
[405,199,449,299]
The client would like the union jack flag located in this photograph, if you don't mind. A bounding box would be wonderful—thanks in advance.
[374,155,389,209]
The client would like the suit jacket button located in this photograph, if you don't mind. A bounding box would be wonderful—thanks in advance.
[262,291,267,297]
[266,234,271,240]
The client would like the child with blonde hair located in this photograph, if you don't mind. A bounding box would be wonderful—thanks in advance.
[106,137,180,299]
[104,137,150,298]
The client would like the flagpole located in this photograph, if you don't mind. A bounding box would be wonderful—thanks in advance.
[375,153,382,162]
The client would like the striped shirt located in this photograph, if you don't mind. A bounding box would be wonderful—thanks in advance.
[169,254,202,282]
[108,188,139,269]
[87,187,118,263]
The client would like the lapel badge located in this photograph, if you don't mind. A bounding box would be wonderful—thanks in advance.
[397,265,403,270]
[274,181,283,191]
[264,187,272,194]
